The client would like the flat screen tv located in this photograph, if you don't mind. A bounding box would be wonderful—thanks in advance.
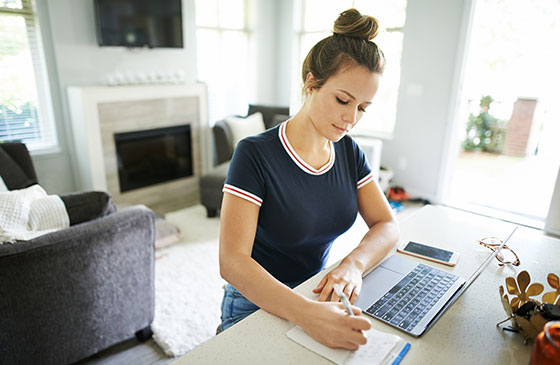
[95,0,183,48]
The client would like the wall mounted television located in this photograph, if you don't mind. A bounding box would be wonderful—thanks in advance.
[94,0,183,48]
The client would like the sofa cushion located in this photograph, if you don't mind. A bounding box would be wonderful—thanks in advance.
[60,191,116,226]
[0,147,35,190]
[212,120,235,165]
[224,112,265,148]
[271,114,290,127]
[248,104,290,129]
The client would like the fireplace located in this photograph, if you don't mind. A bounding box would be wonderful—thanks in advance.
[114,125,193,192]
[67,84,209,214]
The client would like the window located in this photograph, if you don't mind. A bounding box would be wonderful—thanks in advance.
[0,0,56,151]
[291,0,407,138]
[445,0,560,223]
[195,0,250,125]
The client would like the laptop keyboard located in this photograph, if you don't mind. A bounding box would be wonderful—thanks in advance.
[365,263,459,332]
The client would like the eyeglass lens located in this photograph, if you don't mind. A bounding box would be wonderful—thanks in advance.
[479,237,520,265]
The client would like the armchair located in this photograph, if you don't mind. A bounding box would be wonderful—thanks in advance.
[0,142,155,364]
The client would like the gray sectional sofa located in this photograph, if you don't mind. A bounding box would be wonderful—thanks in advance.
[0,142,156,364]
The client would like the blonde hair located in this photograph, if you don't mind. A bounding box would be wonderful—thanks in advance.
[302,8,385,95]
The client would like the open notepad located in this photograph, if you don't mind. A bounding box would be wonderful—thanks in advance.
[287,325,410,365]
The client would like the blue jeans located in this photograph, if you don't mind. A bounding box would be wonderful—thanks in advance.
[220,281,301,331]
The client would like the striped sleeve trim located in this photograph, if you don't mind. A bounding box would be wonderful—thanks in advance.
[357,172,374,189]
[223,184,263,207]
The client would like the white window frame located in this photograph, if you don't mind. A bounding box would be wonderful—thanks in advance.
[0,0,57,153]
[290,0,406,139]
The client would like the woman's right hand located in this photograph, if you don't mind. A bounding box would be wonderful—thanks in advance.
[296,299,372,350]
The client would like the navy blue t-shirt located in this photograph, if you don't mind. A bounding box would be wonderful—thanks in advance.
[223,121,373,283]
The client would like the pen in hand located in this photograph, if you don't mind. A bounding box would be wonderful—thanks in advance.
[333,283,355,316]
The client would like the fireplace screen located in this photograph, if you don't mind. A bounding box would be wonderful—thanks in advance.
[114,125,193,192]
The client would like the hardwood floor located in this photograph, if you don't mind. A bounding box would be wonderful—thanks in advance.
[76,338,172,365]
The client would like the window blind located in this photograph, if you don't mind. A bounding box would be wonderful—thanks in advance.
[0,0,57,151]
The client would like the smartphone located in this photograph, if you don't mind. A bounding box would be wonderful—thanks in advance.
[397,241,459,266]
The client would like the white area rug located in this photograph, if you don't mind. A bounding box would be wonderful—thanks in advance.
[151,205,226,357]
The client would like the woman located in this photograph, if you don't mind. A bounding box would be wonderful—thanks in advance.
[219,8,399,350]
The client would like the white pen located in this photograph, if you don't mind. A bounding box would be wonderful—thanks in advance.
[333,283,355,316]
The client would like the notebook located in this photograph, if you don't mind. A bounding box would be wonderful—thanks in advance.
[355,227,517,337]
[287,325,410,365]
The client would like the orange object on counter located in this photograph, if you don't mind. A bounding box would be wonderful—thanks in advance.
[530,321,560,365]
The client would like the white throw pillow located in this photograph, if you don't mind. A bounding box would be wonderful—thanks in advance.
[0,176,8,192]
[225,112,266,148]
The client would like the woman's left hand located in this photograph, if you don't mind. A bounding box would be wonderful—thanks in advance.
[312,261,363,304]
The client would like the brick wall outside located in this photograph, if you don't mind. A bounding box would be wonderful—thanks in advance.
[503,98,538,157]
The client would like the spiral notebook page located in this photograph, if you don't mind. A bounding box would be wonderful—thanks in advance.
[286,325,409,365]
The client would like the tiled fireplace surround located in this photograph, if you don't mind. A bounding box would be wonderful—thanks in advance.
[68,84,209,214]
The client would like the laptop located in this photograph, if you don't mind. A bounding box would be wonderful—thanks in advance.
[355,227,517,337]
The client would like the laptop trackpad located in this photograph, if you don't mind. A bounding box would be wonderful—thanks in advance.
[355,267,403,311]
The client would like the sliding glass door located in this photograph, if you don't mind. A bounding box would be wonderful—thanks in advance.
[444,0,560,227]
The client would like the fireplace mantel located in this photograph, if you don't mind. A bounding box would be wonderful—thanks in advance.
[67,84,209,213]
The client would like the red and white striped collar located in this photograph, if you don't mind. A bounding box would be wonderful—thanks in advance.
[278,121,335,176]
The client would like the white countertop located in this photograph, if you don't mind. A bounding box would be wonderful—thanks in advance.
[174,205,560,364]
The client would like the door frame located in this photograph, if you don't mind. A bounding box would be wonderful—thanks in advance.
[435,0,476,205]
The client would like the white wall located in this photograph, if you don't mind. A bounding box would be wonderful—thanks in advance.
[250,0,275,105]
[382,0,470,202]
[250,0,293,107]
[273,0,294,106]
[47,0,199,87]
[34,0,284,193]
[31,0,557,229]
[33,0,199,193]
[271,0,471,202]
[34,0,470,201]
[31,0,76,194]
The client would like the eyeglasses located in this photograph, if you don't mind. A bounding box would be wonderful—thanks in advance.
[478,237,520,266]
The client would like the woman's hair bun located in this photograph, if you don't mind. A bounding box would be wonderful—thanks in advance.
[333,8,380,41]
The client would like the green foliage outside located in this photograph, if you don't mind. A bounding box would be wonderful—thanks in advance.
[462,95,508,153]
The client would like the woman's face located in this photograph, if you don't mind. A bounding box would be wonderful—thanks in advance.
[306,64,379,142]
